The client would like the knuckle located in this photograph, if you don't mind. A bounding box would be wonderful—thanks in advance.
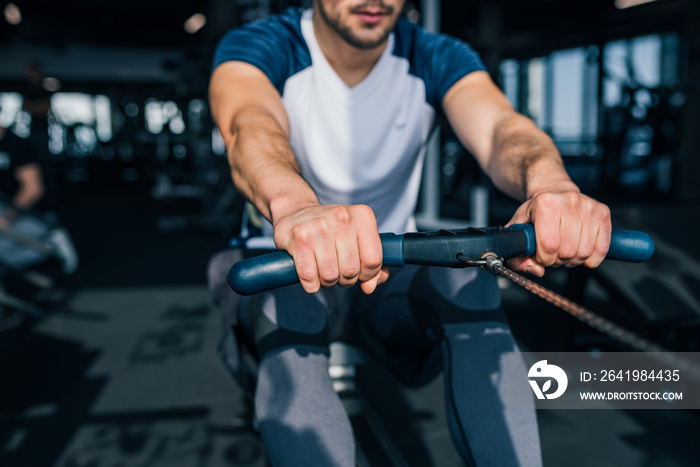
[332,205,352,224]
[340,263,360,280]
[540,237,559,254]
[311,217,330,235]
[363,251,383,271]
[579,243,596,259]
[559,245,577,260]
[355,204,375,220]
[534,192,555,209]
[296,265,317,283]
[290,225,312,244]
[564,192,580,208]
[536,254,556,267]
[318,266,339,284]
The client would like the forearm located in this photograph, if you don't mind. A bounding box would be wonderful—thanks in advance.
[228,108,319,223]
[226,108,386,294]
[13,164,45,210]
[13,187,43,210]
[487,114,579,201]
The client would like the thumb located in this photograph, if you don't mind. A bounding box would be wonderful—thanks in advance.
[507,256,545,277]
[504,202,532,228]
[504,201,544,276]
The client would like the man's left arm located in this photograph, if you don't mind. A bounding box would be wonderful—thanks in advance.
[442,71,611,277]
[13,162,45,210]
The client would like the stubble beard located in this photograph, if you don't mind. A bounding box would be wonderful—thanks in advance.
[316,1,399,50]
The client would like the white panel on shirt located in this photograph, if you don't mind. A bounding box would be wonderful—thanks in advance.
[280,10,435,234]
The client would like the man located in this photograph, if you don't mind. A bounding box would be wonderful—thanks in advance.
[21,62,52,146]
[20,62,55,200]
[0,121,46,224]
[0,119,78,274]
[208,1,611,466]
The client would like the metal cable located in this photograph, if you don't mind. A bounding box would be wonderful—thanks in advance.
[474,255,700,384]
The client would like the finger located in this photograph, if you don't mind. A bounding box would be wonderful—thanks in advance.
[355,208,383,283]
[505,203,545,275]
[569,217,597,267]
[360,266,390,294]
[532,213,560,268]
[299,216,341,288]
[293,247,321,293]
[336,232,360,288]
[556,217,582,266]
[583,222,612,269]
[316,242,340,288]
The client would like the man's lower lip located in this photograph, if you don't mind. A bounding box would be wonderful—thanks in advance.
[356,13,385,24]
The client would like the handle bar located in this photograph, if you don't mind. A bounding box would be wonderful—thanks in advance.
[227,224,654,295]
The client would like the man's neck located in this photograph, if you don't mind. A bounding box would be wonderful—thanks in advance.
[312,10,387,88]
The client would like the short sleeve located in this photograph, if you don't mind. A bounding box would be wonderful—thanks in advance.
[211,8,311,94]
[393,18,487,109]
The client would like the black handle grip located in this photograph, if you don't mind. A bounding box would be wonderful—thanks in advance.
[228,225,655,295]
[509,224,655,262]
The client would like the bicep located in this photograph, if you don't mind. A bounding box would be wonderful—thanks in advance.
[442,71,517,168]
[209,61,290,144]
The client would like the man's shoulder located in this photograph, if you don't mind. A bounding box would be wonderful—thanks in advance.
[212,8,311,92]
[391,17,486,109]
[229,7,305,45]
[392,17,470,59]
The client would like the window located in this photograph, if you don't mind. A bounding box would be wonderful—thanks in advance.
[144,99,185,135]
[50,93,112,156]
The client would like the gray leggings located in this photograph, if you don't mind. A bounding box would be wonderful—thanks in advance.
[209,252,542,466]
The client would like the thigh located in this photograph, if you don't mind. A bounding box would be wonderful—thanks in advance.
[357,265,505,385]
[242,284,333,359]
[363,265,502,340]
[207,248,245,331]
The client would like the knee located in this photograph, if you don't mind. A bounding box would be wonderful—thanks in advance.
[248,286,330,359]
[409,267,506,339]
[207,249,243,297]
[258,286,328,334]
[208,249,245,330]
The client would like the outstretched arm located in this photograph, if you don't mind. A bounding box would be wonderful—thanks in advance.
[209,62,386,293]
[443,71,611,277]
[0,162,44,226]
[13,162,45,210]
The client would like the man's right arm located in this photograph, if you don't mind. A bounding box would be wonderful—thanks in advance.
[209,61,386,293]
[210,61,319,222]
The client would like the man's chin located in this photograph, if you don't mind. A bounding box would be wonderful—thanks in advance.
[344,29,392,50]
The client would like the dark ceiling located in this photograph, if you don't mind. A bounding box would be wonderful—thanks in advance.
[0,0,690,97]
[2,0,687,51]
[1,0,217,49]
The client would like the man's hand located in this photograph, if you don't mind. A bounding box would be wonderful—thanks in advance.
[506,190,612,277]
[272,204,389,294]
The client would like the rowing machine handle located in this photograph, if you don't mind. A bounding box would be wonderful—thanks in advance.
[227,224,654,295]
[507,224,655,262]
